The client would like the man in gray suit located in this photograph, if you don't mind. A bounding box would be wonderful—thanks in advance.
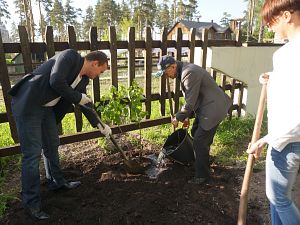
[9,49,111,220]
[155,55,232,184]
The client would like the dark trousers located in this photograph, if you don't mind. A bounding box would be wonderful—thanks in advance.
[13,106,65,208]
[191,117,218,178]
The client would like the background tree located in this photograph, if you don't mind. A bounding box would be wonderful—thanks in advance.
[10,22,19,42]
[0,0,10,25]
[94,0,121,40]
[220,12,232,27]
[185,0,197,20]
[155,3,172,30]
[49,0,65,41]
[82,6,94,40]
[64,0,82,40]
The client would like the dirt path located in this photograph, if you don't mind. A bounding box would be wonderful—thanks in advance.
[1,138,299,225]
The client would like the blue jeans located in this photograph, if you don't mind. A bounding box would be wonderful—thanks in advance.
[266,142,300,225]
[13,107,65,208]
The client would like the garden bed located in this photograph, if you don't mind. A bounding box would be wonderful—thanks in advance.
[1,135,299,225]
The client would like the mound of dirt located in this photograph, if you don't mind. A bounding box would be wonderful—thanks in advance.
[2,136,298,225]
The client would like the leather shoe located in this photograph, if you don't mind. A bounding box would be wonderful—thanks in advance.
[25,207,49,220]
[61,181,81,190]
[188,177,209,185]
[48,181,81,191]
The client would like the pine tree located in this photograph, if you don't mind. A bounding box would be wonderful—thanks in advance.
[0,0,10,24]
[220,12,232,27]
[82,6,94,40]
[155,3,171,30]
[49,0,65,41]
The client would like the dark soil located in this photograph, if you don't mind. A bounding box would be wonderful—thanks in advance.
[1,135,299,225]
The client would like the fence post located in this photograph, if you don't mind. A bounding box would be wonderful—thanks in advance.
[128,27,135,87]
[109,26,118,88]
[90,27,101,104]
[201,28,208,69]
[174,28,182,113]
[159,27,168,116]
[229,78,236,119]
[18,26,33,74]
[238,83,244,117]
[0,32,18,142]
[189,28,196,63]
[45,26,63,134]
[144,27,152,119]
[68,26,83,133]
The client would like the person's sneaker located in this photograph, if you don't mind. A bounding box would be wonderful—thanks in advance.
[25,207,49,220]
[188,177,209,185]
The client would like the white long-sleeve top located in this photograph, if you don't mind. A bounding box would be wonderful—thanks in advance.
[263,33,300,151]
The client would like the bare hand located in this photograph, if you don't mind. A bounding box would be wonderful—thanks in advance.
[259,73,270,85]
[246,138,267,159]
[171,117,179,128]
[182,118,190,129]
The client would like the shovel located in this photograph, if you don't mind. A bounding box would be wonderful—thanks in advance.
[237,83,267,225]
[81,104,144,174]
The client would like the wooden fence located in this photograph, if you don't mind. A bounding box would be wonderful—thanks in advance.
[0,25,246,157]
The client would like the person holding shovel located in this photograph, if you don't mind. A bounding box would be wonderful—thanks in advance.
[247,0,300,224]
[8,49,111,220]
[154,55,232,184]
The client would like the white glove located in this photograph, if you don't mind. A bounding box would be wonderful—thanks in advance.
[79,94,92,106]
[97,123,112,137]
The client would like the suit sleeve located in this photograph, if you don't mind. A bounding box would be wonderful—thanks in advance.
[49,50,82,104]
[176,71,202,122]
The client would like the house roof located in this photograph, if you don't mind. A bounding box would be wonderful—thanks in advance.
[169,20,232,34]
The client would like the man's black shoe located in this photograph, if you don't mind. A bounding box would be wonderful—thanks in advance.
[25,207,49,220]
[61,181,81,190]
[48,180,81,191]
[188,177,209,185]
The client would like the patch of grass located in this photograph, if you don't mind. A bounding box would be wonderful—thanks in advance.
[212,115,267,165]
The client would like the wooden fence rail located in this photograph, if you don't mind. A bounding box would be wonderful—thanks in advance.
[0,25,246,157]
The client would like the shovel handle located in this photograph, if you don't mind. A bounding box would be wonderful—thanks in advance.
[166,76,176,132]
[237,84,267,225]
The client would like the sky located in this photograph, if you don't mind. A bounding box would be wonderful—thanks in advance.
[5,0,248,31]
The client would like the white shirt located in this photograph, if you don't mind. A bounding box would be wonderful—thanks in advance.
[44,73,82,107]
[263,33,300,151]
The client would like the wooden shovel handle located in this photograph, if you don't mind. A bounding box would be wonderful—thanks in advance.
[166,76,176,132]
[237,84,267,225]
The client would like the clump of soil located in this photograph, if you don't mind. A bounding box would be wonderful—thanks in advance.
[0,136,277,225]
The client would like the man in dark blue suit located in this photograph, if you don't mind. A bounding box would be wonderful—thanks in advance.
[9,49,111,220]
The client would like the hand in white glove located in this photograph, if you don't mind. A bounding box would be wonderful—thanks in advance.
[97,123,112,137]
[79,94,92,106]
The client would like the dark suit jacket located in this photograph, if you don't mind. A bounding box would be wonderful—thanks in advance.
[175,62,232,130]
[9,49,99,127]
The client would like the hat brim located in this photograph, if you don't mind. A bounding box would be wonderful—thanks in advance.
[152,70,165,78]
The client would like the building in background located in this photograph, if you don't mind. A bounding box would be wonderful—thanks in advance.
[168,20,233,41]
[0,24,9,43]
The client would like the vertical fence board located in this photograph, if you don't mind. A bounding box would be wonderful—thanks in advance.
[68,26,82,132]
[45,26,55,58]
[174,28,182,113]
[236,29,242,47]
[229,79,236,119]
[159,28,168,116]
[128,27,135,87]
[238,83,244,117]
[18,26,33,74]
[189,28,196,63]
[109,26,118,88]
[0,32,18,142]
[201,28,208,69]
[90,27,101,103]
[144,27,152,119]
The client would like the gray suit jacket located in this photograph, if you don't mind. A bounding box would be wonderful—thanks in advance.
[175,62,232,130]
[8,49,100,127]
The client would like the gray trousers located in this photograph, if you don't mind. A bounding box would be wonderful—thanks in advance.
[191,117,218,179]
